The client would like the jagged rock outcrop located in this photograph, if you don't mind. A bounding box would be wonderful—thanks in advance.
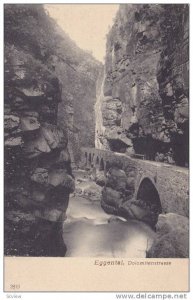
[95,4,189,167]
[4,4,75,256]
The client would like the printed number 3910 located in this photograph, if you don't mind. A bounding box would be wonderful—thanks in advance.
[10,284,20,289]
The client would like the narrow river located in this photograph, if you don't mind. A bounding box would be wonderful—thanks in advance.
[62,170,155,258]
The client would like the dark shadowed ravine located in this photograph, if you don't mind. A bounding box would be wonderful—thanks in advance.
[62,171,155,257]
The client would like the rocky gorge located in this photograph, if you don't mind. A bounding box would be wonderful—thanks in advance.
[4,4,189,259]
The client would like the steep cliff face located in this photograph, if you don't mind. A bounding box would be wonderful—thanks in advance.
[95,4,189,166]
[48,26,101,164]
[4,4,81,256]
[157,5,189,166]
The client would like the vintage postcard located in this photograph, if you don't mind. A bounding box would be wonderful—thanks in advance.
[3,2,189,293]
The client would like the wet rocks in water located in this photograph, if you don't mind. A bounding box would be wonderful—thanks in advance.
[100,164,160,227]
[48,169,75,192]
[147,213,189,258]
[106,167,127,192]
[107,216,124,224]
[102,187,124,209]
[101,167,125,214]
[63,193,155,257]
[101,199,118,216]
[72,167,103,202]
[74,179,102,202]
[95,170,106,187]
[101,166,136,217]
[118,198,159,228]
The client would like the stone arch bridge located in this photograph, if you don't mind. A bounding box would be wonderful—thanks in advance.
[81,147,189,218]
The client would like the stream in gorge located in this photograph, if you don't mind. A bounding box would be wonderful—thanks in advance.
[62,170,155,257]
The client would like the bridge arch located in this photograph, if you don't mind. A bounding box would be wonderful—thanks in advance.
[136,177,162,214]
[81,147,189,218]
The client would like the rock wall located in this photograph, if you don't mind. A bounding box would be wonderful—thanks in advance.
[47,26,102,165]
[95,4,189,167]
[4,5,76,256]
[55,55,101,164]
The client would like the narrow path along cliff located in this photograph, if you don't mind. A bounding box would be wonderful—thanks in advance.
[63,169,155,257]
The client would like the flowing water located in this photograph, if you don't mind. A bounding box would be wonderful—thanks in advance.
[62,173,155,257]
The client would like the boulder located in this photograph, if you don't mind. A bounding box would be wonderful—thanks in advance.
[18,86,44,98]
[101,199,118,215]
[12,96,26,109]
[24,130,51,158]
[37,208,64,222]
[108,216,124,224]
[24,124,67,159]
[31,168,49,185]
[48,169,75,192]
[156,213,188,234]
[106,167,127,192]
[118,199,159,227]
[55,149,71,165]
[48,169,67,187]
[61,174,75,193]
[20,116,40,131]
[41,124,67,150]
[147,213,189,258]
[4,115,20,131]
[37,148,65,169]
[75,181,102,202]
[102,187,124,209]
[5,136,23,147]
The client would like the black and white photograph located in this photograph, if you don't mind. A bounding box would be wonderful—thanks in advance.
[3,2,189,291]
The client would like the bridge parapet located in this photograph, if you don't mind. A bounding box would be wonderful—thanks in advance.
[81,147,189,218]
